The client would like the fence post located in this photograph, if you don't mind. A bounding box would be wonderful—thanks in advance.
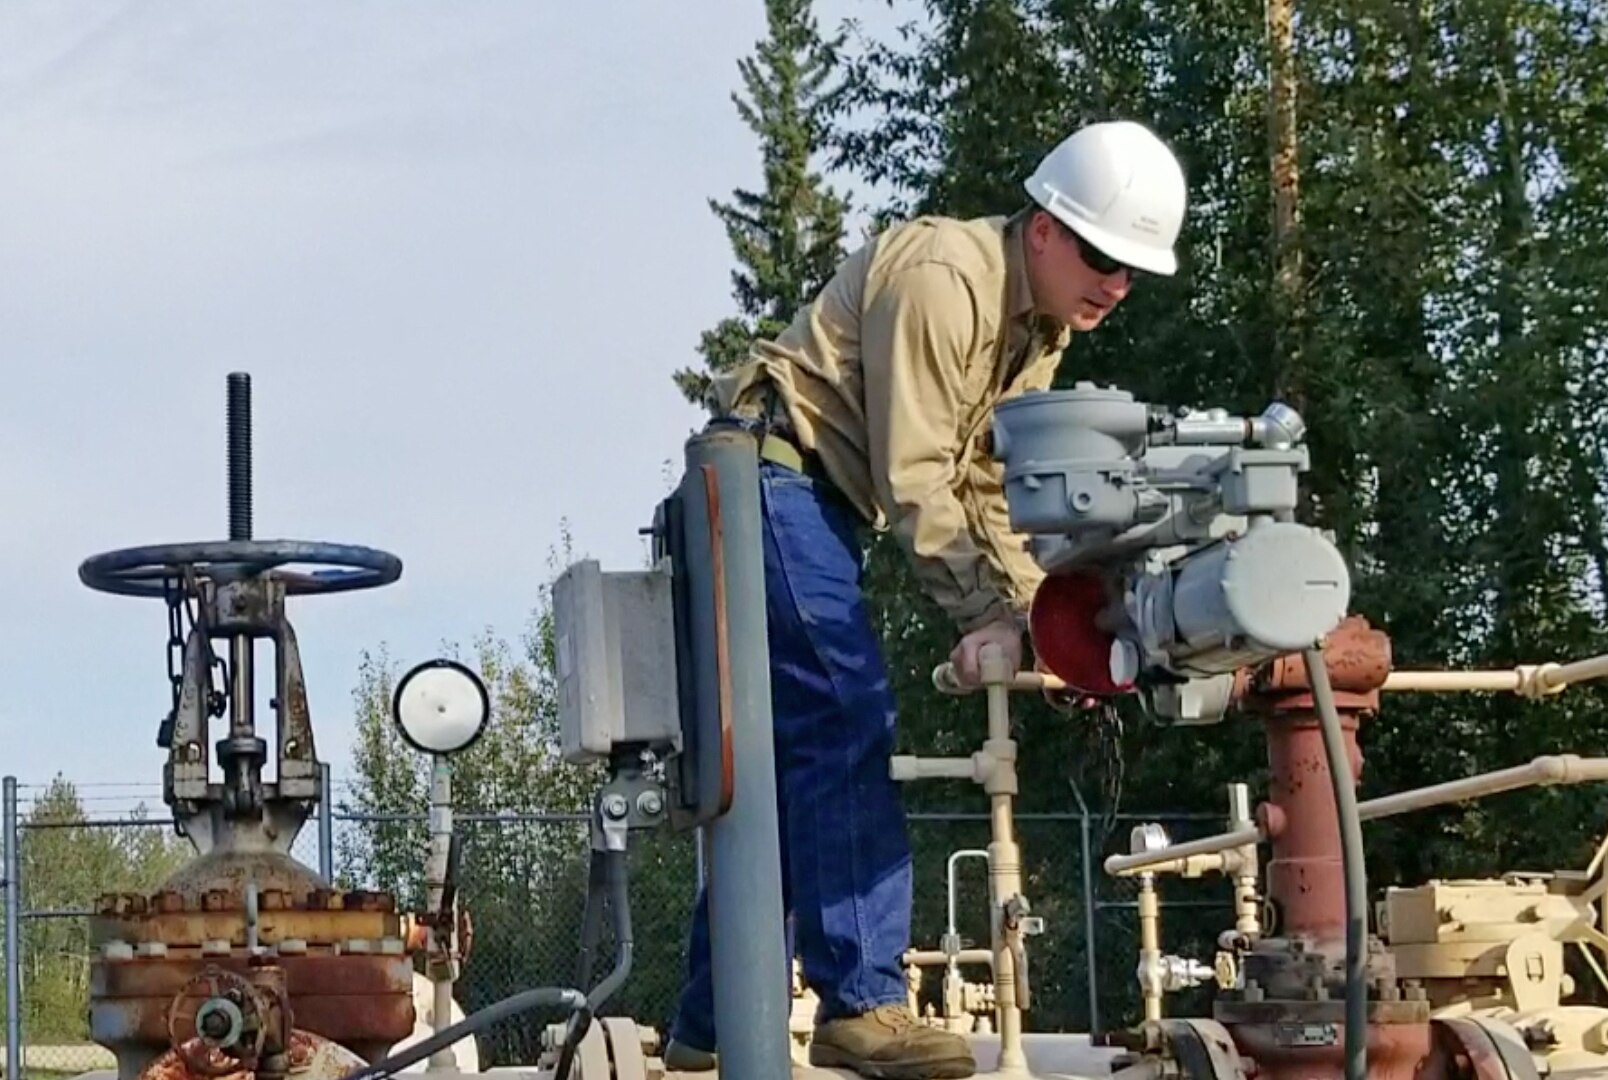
[1069,780,1100,1037]
[5,776,21,1080]
[319,762,334,882]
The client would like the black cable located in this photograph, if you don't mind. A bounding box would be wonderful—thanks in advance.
[554,847,636,1080]
[575,848,607,989]
[588,848,635,1010]
[338,985,587,1080]
[1304,646,1367,1080]
[554,849,608,1080]
[550,1005,595,1080]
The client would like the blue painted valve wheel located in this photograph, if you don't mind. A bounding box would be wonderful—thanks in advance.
[78,539,402,598]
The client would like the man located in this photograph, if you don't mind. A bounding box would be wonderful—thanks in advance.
[665,119,1188,1079]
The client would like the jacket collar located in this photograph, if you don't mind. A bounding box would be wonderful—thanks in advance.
[1002,214,1070,345]
[1002,215,1036,321]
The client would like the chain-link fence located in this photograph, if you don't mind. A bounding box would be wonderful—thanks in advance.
[1,774,1234,1077]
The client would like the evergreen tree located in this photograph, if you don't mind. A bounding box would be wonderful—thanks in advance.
[6,778,187,1041]
[830,0,1608,1028]
[672,0,852,407]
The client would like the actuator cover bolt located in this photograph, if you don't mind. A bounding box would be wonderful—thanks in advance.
[637,791,664,816]
[603,794,629,819]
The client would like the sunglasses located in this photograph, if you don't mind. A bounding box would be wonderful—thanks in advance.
[1068,228,1137,278]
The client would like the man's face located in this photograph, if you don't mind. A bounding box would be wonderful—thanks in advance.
[1024,211,1137,332]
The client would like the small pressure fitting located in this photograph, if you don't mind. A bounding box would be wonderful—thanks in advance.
[1254,801,1286,839]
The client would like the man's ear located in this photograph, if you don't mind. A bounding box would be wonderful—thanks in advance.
[1024,208,1054,253]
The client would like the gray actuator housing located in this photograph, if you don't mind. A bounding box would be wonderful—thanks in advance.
[553,558,683,763]
[990,382,1351,716]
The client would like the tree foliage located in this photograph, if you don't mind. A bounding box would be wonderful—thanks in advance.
[4,778,188,1041]
[672,0,854,406]
[337,6,874,1058]
[337,0,1608,1045]
[826,0,1608,1027]
[337,530,701,1063]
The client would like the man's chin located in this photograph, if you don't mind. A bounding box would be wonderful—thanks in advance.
[1068,308,1108,332]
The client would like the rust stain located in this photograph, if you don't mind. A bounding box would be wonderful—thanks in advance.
[1247,616,1393,711]
[140,1029,367,1080]
[1230,1017,1435,1080]
[701,462,735,816]
[93,954,415,1048]
[93,907,397,948]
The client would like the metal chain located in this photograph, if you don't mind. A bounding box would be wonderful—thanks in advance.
[1095,701,1126,845]
[158,576,186,749]
[157,570,229,750]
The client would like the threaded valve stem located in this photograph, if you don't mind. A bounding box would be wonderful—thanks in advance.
[227,372,253,542]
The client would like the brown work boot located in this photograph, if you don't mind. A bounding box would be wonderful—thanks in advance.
[661,1038,717,1071]
[809,1004,976,1079]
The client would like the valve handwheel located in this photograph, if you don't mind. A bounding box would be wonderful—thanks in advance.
[79,539,402,599]
[168,966,270,1078]
[79,372,402,601]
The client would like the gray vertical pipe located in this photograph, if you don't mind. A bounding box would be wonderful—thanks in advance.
[5,776,21,1080]
[683,424,791,1079]
[1069,779,1100,1036]
[319,762,334,882]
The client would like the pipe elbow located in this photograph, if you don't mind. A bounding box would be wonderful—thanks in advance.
[1535,755,1571,783]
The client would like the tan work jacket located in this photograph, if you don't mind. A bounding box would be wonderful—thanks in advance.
[711,214,1070,634]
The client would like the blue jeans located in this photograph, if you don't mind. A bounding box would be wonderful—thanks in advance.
[668,460,913,1051]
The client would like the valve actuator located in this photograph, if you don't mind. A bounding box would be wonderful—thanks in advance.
[992,382,1350,717]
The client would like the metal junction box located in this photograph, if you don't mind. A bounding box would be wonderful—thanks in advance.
[553,558,682,764]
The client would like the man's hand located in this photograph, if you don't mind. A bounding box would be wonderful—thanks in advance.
[948,615,1023,689]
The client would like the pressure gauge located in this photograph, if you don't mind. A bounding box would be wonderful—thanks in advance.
[391,659,490,756]
[1130,823,1172,855]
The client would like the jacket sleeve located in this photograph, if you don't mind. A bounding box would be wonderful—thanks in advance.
[967,453,1046,616]
[860,260,1017,634]
[964,355,1062,617]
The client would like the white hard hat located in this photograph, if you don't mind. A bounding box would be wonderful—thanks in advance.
[1023,120,1187,276]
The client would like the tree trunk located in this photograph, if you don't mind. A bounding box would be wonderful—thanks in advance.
[1267,0,1304,410]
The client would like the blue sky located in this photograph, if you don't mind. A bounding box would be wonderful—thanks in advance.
[0,0,896,809]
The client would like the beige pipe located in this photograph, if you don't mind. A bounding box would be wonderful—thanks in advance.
[1105,828,1264,877]
[932,663,1063,695]
[932,651,1608,698]
[1226,784,1261,940]
[981,649,1028,1072]
[1106,755,1608,875]
[905,948,995,968]
[900,646,1029,1072]
[1136,875,1161,1023]
[1356,754,1608,819]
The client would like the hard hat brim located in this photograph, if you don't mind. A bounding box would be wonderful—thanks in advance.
[1064,217,1178,277]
